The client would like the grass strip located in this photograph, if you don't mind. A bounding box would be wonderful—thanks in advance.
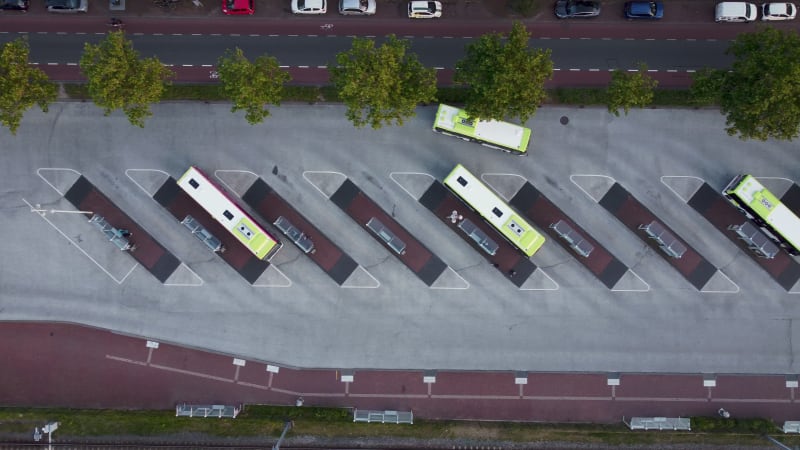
[0,406,796,447]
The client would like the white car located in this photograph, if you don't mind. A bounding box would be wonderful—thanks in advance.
[714,1,757,21]
[408,0,441,18]
[292,0,326,14]
[339,0,375,15]
[761,2,796,19]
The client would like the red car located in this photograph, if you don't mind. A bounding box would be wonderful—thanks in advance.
[222,0,254,14]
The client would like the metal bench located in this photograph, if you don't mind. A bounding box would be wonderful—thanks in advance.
[274,216,315,254]
[88,214,135,251]
[458,218,498,256]
[181,215,225,253]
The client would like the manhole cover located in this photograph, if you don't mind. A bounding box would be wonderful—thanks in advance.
[560,116,569,125]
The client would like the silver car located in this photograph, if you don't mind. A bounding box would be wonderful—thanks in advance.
[46,0,88,12]
[339,0,375,15]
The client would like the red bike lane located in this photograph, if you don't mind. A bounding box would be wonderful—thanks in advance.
[1,322,797,424]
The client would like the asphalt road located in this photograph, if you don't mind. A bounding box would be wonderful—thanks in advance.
[2,32,733,71]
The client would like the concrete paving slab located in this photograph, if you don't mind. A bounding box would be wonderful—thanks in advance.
[389,172,436,201]
[163,264,203,286]
[5,103,800,375]
[570,174,616,203]
[125,169,171,197]
[481,173,527,201]
[611,269,650,292]
[36,168,82,197]
[303,170,347,198]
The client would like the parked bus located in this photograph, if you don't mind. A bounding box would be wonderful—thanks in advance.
[443,164,545,257]
[432,104,532,155]
[177,166,282,260]
[723,174,800,256]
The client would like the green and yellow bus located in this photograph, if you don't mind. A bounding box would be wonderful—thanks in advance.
[433,104,532,155]
[177,166,282,260]
[443,164,545,257]
[723,174,800,256]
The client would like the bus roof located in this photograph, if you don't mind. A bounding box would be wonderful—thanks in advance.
[444,164,545,256]
[732,175,800,248]
[177,166,279,259]
[434,104,531,153]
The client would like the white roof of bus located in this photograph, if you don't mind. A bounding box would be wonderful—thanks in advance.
[768,204,800,248]
[473,119,526,149]
[434,104,460,130]
[177,166,246,228]
[445,165,515,230]
[435,104,526,149]
[735,176,800,247]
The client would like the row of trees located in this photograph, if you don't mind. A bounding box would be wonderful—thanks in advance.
[1,24,799,141]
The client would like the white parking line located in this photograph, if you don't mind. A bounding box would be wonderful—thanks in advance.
[22,197,136,285]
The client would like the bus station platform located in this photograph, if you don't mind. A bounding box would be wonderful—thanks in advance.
[153,179,269,284]
[330,179,446,286]
[420,181,536,287]
[600,183,716,290]
[243,178,359,286]
[689,183,800,291]
[510,182,628,289]
[64,176,180,283]
[781,183,800,216]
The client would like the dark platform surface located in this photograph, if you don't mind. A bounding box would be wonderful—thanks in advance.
[64,176,180,283]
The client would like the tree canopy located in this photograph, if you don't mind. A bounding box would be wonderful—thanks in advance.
[217,48,291,125]
[454,22,552,123]
[691,27,800,141]
[80,31,173,128]
[0,39,58,135]
[330,35,437,129]
[606,63,658,117]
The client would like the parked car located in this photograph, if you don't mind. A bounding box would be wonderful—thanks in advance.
[0,0,29,11]
[339,0,375,15]
[292,0,326,14]
[761,2,796,19]
[624,0,663,18]
[46,0,87,12]
[555,0,601,18]
[714,1,757,21]
[407,1,441,18]
[222,0,254,15]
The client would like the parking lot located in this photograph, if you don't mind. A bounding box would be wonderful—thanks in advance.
[1,102,799,375]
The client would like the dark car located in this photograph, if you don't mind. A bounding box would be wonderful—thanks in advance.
[555,0,601,18]
[0,0,29,10]
[624,0,663,18]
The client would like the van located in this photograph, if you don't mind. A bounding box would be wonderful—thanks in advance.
[715,1,757,21]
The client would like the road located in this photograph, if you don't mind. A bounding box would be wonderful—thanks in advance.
[4,10,792,85]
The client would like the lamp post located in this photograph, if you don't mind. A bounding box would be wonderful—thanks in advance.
[31,204,93,216]
[271,420,293,450]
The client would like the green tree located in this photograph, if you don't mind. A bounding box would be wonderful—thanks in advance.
[330,35,437,129]
[691,27,800,141]
[217,48,291,125]
[454,21,552,123]
[80,31,173,128]
[0,39,58,135]
[606,63,658,117]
